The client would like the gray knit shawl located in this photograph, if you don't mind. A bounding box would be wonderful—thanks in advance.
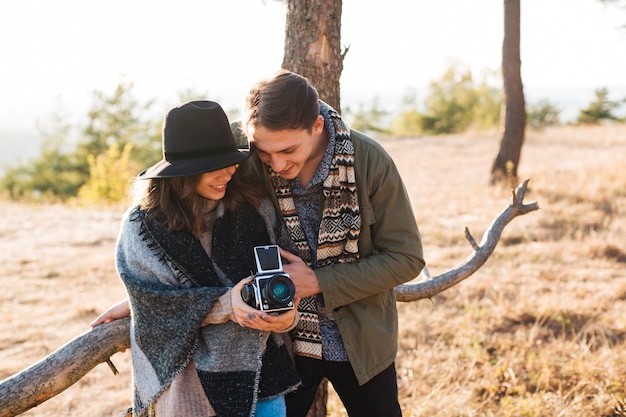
[116,201,300,417]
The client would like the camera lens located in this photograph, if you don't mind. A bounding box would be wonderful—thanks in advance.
[271,280,290,299]
[266,275,295,303]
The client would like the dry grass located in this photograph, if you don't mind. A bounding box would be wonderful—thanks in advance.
[2,124,626,416]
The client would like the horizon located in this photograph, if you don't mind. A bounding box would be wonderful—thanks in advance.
[2,81,623,133]
[1,82,624,174]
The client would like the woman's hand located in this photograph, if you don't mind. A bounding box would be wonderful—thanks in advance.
[89,298,131,327]
[231,276,300,332]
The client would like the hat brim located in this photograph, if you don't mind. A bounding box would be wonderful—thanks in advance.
[138,149,250,179]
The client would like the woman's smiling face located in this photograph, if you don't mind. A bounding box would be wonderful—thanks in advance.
[195,165,238,200]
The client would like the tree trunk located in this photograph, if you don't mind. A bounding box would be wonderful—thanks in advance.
[0,182,538,417]
[283,1,344,414]
[305,378,329,417]
[282,0,345,113]
[491,0,526,185]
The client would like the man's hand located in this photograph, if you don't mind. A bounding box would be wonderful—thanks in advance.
[279,248,322,298]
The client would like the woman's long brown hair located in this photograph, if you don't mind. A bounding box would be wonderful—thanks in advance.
[131,160,264,238]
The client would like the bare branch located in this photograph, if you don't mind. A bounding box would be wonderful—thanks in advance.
[465,227,479,251]
[0,318,130,417]
[394,180,539,302]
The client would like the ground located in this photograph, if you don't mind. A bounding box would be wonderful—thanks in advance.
[1,124,625,416]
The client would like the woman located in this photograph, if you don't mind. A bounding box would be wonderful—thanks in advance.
[93,100,301,417]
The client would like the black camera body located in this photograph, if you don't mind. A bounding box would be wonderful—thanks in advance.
[241,245,295,313]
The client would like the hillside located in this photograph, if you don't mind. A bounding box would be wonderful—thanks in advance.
[1,124,625,416]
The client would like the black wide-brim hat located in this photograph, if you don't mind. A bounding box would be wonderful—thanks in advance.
[138,100,250,179]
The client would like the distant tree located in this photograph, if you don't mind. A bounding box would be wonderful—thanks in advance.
[344,97,391,134]
[420,64,478,134]
[491,0,526,186]
[0,108,84,200]
[420,64,501,134]
[0,138,84,201]
[389,89,422,136]
[577,87,623,124]
[392,110,423,137]
[388,65,500,136]
[0,81,159,202]
[527,99,561,129]
[78,80,159,173]
[472,69,503,130]
[282,0,346,112]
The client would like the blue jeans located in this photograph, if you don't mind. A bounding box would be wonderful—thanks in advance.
[255,395,286,417]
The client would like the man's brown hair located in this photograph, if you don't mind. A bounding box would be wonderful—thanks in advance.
[244,70,320,133]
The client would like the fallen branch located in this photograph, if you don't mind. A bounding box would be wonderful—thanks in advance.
[0,317,131,417]
[394,179,538,301]
[0,181,538,416]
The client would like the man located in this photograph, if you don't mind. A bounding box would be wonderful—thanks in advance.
[234,70,425,417]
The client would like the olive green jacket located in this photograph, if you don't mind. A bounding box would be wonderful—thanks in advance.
[233,123,425,385]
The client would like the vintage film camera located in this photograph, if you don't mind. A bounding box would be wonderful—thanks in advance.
[241,245,295,313]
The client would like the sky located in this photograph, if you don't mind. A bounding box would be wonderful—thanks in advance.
[1,0,625,141]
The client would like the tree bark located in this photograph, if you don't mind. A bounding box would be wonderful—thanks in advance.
[0,182,538,417]
[0,317,130,417]
[491,0,526,185]
[305,379,328,417]
[283,2,344,414]
[282,0,345,113]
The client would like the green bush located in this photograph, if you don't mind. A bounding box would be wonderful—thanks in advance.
[390,64,501,136]
[577,87,622,124]
[527,99,561,129]
[344,97,391,134]
[0,81,160,202]
[392,109,424,137]
[76,143,137,205]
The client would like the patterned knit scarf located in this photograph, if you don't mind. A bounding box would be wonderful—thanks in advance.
[270,102,361,359]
